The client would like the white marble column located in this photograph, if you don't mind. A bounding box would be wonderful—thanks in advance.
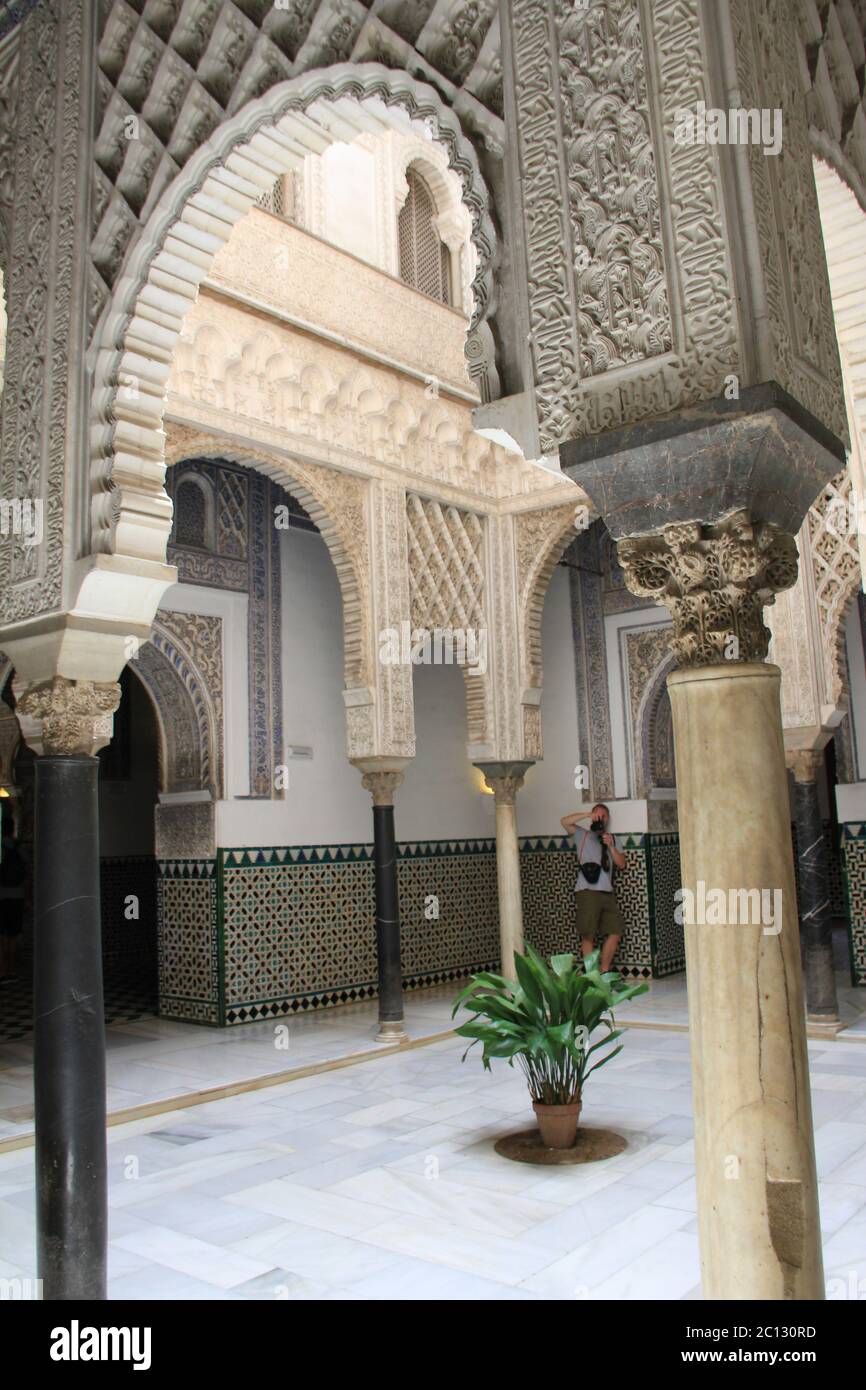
[476,761,532,980]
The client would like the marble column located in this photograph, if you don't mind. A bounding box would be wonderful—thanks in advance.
[788,749,839,1021]
[356,763,408,1043]
[16,676,120,1301]
[475,762,532,980]
[619,514,824,1301]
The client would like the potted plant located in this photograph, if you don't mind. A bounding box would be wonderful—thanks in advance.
[452,944,648,1150]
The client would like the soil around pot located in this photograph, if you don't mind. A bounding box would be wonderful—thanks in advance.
[494,1126,628,1166]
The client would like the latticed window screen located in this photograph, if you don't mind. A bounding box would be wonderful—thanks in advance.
[255,174,293,221]
[398,167,451,305]
[174,480,207,549]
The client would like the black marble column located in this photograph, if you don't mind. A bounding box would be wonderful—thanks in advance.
[360,768,407,1041]
[34,756,107,1299]
[791,752,839,1021]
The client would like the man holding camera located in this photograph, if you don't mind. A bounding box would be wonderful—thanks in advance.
[560,802,627,970]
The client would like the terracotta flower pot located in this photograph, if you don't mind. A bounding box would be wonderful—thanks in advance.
[532,1097,582,1149]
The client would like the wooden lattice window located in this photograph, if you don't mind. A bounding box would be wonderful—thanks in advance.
[398,167,451,305]
[174,479,207,549]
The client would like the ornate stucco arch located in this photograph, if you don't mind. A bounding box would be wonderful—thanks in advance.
[133,621,222,799]
[164,430,372,697]
[515,503,585,694]
[808,155,866,705]
[89,63,500,575]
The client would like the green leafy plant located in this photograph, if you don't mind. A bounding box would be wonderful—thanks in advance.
[452,945,649,1105]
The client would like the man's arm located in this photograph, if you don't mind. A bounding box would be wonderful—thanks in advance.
[603,833,626,870]
[560,810,591,833]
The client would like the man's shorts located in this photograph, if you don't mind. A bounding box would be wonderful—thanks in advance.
[575,890,625,939]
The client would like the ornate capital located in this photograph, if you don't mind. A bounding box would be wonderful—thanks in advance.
[617,511,798,667]
[16,677,120,756]
[361,770,404,807]
[483,774,525,806]
[476,760,534,806]
[786,748,824,784]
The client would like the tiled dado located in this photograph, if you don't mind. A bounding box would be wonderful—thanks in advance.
[156,836,685,1027]
[839,824,866,986]
[157,859,221,1025]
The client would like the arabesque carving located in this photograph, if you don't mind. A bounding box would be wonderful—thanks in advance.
[618,511,799,667]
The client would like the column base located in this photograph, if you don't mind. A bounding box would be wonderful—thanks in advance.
[375,1020,409,1044]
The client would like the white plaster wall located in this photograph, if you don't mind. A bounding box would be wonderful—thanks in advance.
[321,143,380,267]
[217,525,369,846]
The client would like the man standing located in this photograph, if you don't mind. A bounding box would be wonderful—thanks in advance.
[560,802,627,971]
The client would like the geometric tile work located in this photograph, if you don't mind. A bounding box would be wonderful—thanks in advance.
[647,833,685,977]
[157,835,681,1030]
[219,841,501,1025]
[221,857,377,1024]
[398,845,500,988]
[840,825,866,987]
[156,859,220,1025]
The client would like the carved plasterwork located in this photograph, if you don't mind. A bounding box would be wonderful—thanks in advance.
[0,2,88,626]
[730,0,846,443]
[406,493,484,631]
[627,628,674,798]
[136,615,223,799]
[506,0,740,451]
[166,289,542,504]
[371,481,415,759]
[800,1,866,213]
[164,426,371,695]
[807,471,863,706]
[89,60,502,575]
[514,502,581,690]
[406,491,491,752]
[618,511,799,667]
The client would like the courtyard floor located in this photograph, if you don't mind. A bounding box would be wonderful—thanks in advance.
[1,995,866,1299]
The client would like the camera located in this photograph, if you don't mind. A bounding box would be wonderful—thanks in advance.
[590,817,605,833]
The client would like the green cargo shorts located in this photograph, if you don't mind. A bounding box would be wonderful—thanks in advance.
[575,889,626,939]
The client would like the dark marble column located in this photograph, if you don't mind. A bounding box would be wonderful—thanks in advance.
[789,749,839,1021]
[34,755,107,1299]
[360,766,407,1042]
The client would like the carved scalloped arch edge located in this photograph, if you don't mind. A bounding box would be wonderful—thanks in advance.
[163,430,371,696]
[89,63,499,554]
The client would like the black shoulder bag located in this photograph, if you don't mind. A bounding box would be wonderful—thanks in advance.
[577,829,610,886]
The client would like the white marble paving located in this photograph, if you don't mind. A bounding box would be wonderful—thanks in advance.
[3,1002,866,1299]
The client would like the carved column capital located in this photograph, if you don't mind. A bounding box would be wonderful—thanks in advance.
[353,757,410,807]
[475,760,534,805]
[15,677,120,757]
[786,748,825,784]
[617,510,798,667]
[361,770,404,807]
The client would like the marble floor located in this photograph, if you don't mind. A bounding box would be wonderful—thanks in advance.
[1,1024,865,1299]
[3,969,865,1146]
